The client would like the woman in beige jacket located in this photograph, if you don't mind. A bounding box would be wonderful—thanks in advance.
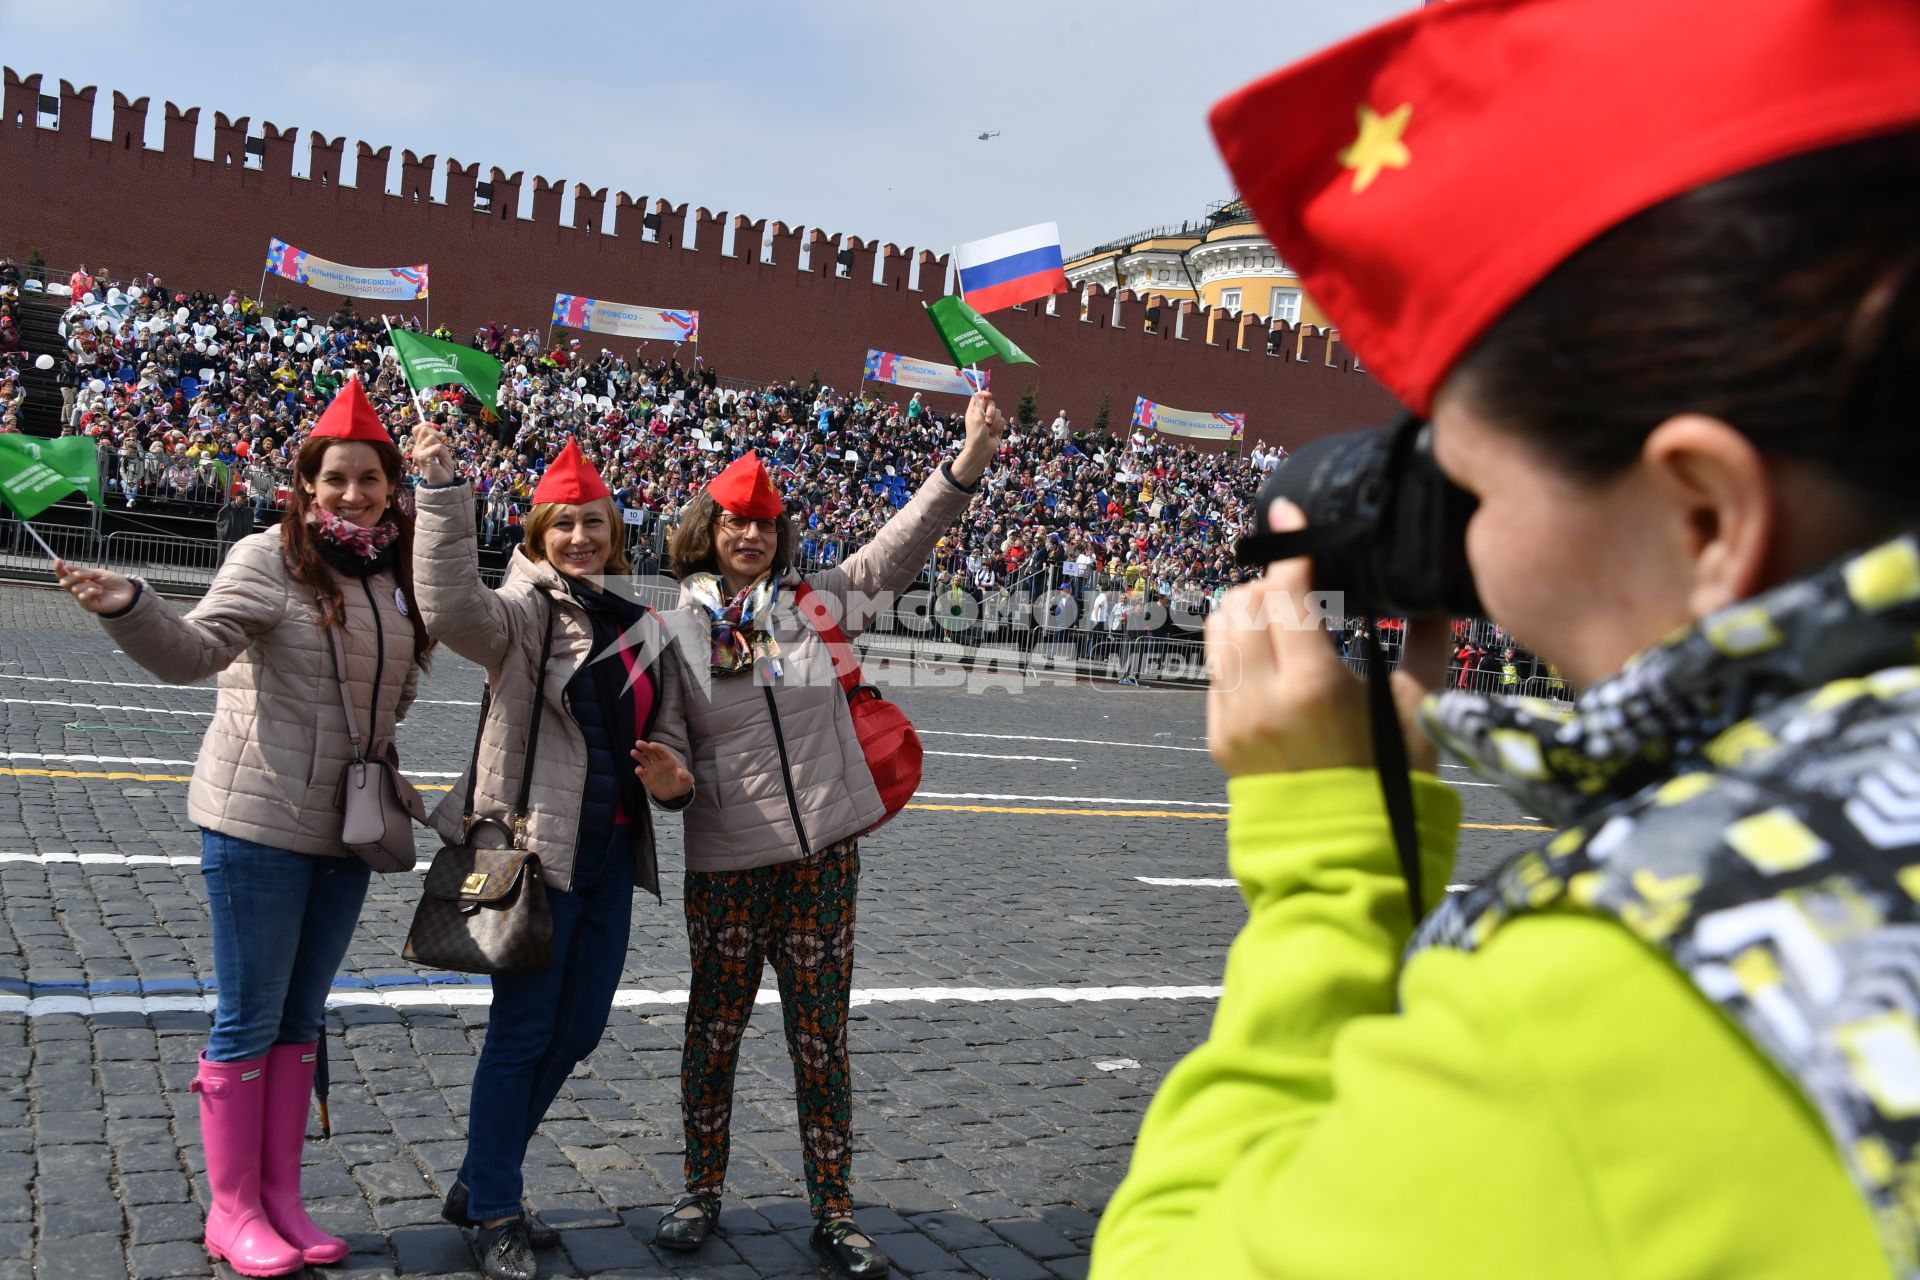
[645,390,1004,1278]
[54,379,431,1278]
[409,429,693,1280]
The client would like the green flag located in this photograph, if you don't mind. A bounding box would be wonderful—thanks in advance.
[387,327,504,411]
[926,296,1036,367]
[0,434,102,519]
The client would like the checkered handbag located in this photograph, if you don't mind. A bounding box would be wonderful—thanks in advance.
[403,817,552,975]
[402,598,557,976]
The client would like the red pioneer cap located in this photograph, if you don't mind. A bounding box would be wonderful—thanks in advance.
[1210,0,1920,416]
[530,439,611,506]
[707,450,784,520]
[307,378,390,444]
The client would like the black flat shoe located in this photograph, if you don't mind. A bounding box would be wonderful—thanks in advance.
[654,1192,722,1251]
[443,1179,560,1250]
[811,1218,891,1277]
[475,1218,537,1280]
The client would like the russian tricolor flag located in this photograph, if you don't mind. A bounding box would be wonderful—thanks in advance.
[954,221,1069,314]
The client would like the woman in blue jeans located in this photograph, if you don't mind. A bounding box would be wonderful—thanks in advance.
[410,428,693,1280]
[56,380,432,1277]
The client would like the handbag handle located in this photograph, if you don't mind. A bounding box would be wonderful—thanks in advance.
[458,595,557,843]
[792,581,861,696]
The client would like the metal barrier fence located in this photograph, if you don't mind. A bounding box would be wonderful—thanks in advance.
[0,516,1575,699]
[98,531,224,589]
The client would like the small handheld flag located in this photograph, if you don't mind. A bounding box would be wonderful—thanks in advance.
[387,327,504,412]
[925,297,1036,368]
[0,435,104,521]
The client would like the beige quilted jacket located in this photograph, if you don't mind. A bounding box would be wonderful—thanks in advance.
[412,482,690,895]
[102,527,425,859]
[645,464,977,872]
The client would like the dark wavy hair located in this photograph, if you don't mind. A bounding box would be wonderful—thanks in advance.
[281,434,434,660]
[1453,127,1920,533]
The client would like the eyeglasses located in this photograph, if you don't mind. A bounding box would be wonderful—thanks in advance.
[716,513,777,535]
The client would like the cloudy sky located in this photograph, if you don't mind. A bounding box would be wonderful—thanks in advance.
[0,0,1410,257]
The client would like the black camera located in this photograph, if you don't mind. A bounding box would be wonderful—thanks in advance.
[1235,414,1481,619]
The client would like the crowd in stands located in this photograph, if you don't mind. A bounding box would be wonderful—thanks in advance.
[44,269,1261,614]
[17,262,1559,690]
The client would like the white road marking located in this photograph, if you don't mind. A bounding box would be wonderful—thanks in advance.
[0,697,210,718]
[0,747,1053,776]
[923,791,1226,808]
[1136,877,1236,887]
[0,855,437,875]
[0,851,201,868]
[0,674,479,706]
[924,751,1079,762]
[0,984,1225,1018]
[0,673,215,692]
[919,729,1209,753]
[1,751,196,767]
[1137,875,1479,894]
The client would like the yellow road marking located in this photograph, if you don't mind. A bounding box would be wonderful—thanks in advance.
[0,767,193,783]
[0,766,455,792]
[0,769,1551,830]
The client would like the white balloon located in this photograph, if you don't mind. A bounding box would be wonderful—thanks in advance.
[95,318,110,332]
[296,341,312,354]
[126,286,143,301]
[107,288,123,302]
[175,307,190,324]
[33,354,53,370]
[283,333,296,347]
[296,317,309,329]
[194,340,207,353]
[222,302,235,316]
[82,291,96,305]
[576,377,587,388]
[516,364,528,376]
[88,378,106,393]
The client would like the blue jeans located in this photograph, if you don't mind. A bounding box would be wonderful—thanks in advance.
[460,826,634,1222]
[201,830,372,1063]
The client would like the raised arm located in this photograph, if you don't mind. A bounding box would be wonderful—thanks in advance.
[59,536,289,685]
[819,390,1004,630]
[408,423,515,670]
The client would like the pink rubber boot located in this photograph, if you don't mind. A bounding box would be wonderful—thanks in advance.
[192,1054,303,1277]
[260,1042,349,1265]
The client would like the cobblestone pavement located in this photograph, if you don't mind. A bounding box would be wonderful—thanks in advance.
[0,583,1544,1278]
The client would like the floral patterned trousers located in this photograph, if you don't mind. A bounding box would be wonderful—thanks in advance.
[680,838,858,1220]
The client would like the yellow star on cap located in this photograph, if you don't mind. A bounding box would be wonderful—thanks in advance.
[1338,102,1413,194]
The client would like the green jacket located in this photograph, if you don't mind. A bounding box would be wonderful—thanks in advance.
[1091,769,1885,1277]
[1096,538,1920,1277]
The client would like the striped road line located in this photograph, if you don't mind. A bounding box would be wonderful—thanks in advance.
[0,983,1224,1018]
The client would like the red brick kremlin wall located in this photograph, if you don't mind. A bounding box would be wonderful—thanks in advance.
[0,72,1402,449]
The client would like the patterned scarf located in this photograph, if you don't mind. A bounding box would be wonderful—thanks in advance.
[309,506,400,563]
[683,571,782,679]
[1411,536,1920,1274]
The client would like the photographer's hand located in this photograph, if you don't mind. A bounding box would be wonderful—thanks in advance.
[1206,501,1440,777]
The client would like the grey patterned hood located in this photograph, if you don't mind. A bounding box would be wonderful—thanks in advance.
[1421,535,1920,829]
[1410,535,1920,1276]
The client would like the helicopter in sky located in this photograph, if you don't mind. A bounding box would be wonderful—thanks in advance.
[977,130,1000,141]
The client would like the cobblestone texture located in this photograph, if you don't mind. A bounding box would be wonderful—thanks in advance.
[0,583,1538,1275]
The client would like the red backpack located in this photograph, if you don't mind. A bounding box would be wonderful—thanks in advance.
[792,581,922,833]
